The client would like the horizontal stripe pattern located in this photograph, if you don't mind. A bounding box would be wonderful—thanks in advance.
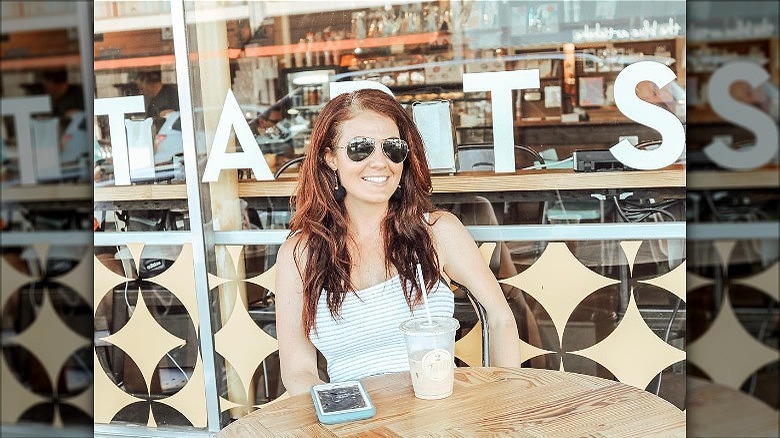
[311,272,454,382]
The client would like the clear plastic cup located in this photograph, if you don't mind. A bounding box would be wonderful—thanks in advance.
[399,316,460,400]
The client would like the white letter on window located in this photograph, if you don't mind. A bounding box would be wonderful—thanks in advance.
[610,61,685,170]
[94,95,146,186]
[705,61,778,170]
[202,89,274,182]
[463,70,540,173]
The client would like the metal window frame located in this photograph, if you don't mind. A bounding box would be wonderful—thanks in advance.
[170,0,222,432]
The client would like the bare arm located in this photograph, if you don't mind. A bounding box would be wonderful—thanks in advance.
[431,211,522,367]
[275,236,324,395]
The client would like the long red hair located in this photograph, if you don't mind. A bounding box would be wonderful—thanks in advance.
[288,89,440,337]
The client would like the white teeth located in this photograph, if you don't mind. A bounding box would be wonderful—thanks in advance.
[362,176,388,183]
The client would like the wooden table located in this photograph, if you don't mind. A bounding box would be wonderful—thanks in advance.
[217,367,685,437]
[687,377,778,437]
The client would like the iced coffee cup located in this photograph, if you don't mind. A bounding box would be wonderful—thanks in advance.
[399,316,460,400]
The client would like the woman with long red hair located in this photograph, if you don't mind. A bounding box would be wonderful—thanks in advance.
[275,89,520,395]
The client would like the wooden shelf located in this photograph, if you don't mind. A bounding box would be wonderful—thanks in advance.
[91,167,685,203]
[0,54,82,72]
[94,183,188,202]
[1,183,91,202]
[429,167,685,193]
[244,32,440,58]
[236,167,685,198]
[688,167,779,189]
[515,114,633,127]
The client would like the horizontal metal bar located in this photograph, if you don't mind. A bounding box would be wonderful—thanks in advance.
[92,223,691,248]
[0,231,91,246]
[94,230,290,246]
[94,231,193,246]
[213,230,290,245]
[2,424,94,438]
[466,222,686,241]
[94,424,212,438]
[687,222,779,240]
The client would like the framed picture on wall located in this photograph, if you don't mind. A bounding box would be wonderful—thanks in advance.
[544,85,561,108]
[538,58,553,78]
[582,49,599,73]
[578,76,604,106]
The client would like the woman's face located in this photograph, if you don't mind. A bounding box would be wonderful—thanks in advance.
[325,111,404,207]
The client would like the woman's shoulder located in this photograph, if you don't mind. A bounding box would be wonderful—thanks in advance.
[277,232,308,265]
[426,210,472,249]
[426,210,464,231]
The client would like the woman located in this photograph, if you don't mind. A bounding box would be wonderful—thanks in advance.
[275,89,521,396]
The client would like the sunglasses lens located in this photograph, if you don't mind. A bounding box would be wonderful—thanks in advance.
[382,138,409,163]
[346,137,375,162]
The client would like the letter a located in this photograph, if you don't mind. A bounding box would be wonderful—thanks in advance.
[202,89,274,182]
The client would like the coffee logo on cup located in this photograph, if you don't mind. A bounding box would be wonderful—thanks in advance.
[421,349,452,381]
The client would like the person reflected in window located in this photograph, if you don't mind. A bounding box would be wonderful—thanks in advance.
[135,70,179,131]
[275,89,521,396]
[41,69,84,125]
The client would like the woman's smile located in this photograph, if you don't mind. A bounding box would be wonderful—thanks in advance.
[362,175,389,184]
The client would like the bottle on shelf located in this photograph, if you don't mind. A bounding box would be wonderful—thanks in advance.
[294,39,305,68]
[305,32,314,67]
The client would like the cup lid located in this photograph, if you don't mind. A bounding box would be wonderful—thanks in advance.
[399,316,460,335]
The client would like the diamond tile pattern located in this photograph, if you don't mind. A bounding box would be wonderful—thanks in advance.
[12,292,90,391]
[100,290,186,393]
[687,239,778,415]
[90,239,690,427]
[214,291,279,405]
[2,246,92,426]
[500,242,620,344]
[573,288,686,390]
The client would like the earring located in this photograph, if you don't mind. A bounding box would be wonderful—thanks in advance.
[390,183,402,201]
[333,170,346,202]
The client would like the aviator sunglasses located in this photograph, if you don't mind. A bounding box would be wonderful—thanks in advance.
[335,136,409,163]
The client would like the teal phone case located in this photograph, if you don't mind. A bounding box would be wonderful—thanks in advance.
[310,381,376,424]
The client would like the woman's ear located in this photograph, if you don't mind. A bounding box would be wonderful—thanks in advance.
[324,147,338,171]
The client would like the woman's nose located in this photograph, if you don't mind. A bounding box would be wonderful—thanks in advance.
[366,144,389,166]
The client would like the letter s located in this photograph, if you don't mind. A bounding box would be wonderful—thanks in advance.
[610,61,685,170]
[705,61,778,170]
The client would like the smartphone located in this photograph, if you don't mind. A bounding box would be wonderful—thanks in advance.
[310,380,376,424]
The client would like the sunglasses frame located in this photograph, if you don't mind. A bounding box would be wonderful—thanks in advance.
[335,136,409,163]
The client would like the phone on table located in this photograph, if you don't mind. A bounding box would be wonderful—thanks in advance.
[310,380,376,424]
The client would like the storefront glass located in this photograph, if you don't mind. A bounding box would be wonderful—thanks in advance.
[686,0,779,422]
[1,1,93,436]
[91,1,687,435]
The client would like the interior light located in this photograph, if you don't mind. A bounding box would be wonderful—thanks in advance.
[292,73,330,85]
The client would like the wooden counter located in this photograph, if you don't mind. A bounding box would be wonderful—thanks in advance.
[93,167,685,203]
[86,166,780,204]
[688,167,779,189]
[94,182,187,202]
[1,183,92,203]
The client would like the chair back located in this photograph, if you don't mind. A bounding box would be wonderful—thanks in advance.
[452,242,495,367]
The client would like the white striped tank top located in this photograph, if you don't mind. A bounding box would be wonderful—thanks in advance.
[310,272,454,383]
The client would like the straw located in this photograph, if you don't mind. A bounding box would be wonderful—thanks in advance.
[416,264,434,326]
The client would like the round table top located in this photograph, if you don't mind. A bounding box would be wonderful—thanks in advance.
[687,377,778,437]
[218,367,684,437]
